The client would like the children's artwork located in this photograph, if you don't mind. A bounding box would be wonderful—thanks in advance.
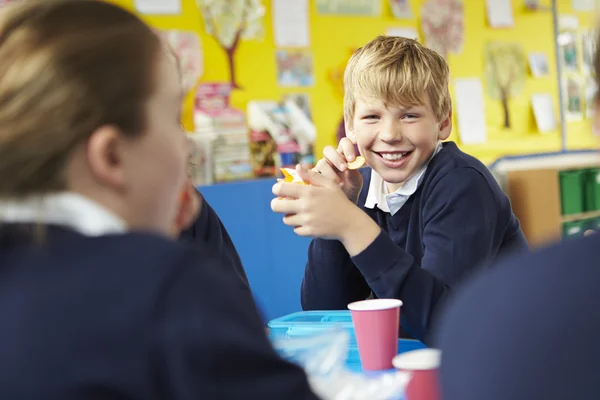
[564,75,584,120]
[196,0,265,89]
[420,0,464,59]
[484,0,514,28]
[389,0,413,18]
[159,30,203,93]
[316,0,381,16]
[585,75,597,118]
[484,42,526,129]
[558,31,579,71]
[581,30,596,74]
[528,52,549,78]
[276,50,314,87]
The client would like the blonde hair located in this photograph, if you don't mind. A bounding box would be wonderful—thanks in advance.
[0,0,161,197]
[343,36,451,128]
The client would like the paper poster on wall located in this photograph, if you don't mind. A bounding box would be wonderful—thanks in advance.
[558,31,579,72]
[585,76,597,117]
[531,94,556,133]
[386,27,420,41]
[571,0,594,11]
[273,0,310,47]
[316,0,381,16]
[454,78,487,145]
[581,30,596,74]
[528,52,549,78]
[135,0,181,14]
[421,0,464,59]
[389,0,413,18]
[564,75,584,120]
[484,42,526,130]
[159,30,203,93]
[485,0,514,28]
[276,50,314,87]
[196,0,265,89]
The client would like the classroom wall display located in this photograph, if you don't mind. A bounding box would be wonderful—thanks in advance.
[195,0,264,89]
[484,42,526,129]
[108,0,600,166]
[420,0,464,60]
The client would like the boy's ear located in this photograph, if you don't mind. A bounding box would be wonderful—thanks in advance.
[344,119,357,144]
[438,109,452,140]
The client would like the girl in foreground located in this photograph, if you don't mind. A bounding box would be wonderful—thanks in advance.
[0,1,318,399]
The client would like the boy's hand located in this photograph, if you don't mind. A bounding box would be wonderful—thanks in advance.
[313,137,363,204]
[271,165,380,255]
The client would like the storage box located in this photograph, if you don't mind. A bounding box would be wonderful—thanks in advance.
[268,310,356,345]
[559,170,585,215]
[584,168,600,211]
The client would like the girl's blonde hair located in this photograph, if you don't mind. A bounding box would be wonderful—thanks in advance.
[0,0,161,197]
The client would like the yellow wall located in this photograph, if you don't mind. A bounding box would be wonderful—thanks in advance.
[109,0,598,165]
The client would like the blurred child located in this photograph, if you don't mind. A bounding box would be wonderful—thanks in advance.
[271,36,528,343]
[0,1,318,398]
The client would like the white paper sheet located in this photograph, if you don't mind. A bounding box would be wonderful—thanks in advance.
[572,0,594,11]
[531,94,557,133]
[454,78,487,145]
[485,0,514,28]
[272,0,310,47]
[386,27,420,41]
[134,0,181,14]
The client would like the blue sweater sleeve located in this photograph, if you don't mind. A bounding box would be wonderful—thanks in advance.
[179,190,250,287]
[304,168,502,343]
[352,167,501,343]
[154,249,320,400]
[301,238,371,310]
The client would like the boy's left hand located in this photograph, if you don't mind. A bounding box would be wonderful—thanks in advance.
[270,165,367,241]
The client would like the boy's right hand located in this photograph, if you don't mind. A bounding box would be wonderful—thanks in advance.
[313,137,363,204]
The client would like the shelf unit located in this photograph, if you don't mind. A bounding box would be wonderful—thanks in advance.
[505,164,600,247]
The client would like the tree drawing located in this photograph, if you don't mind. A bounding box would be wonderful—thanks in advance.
[196,0,264,89]
[420,0,464,59]
[485,42,526,129]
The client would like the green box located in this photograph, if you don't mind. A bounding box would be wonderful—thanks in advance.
[584,168,600,211]
[563,220,586,239]
[559,170,585,215]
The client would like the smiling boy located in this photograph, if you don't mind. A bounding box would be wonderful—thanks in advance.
[270,36,528,343]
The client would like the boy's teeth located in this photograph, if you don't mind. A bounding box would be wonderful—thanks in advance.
[381,152,408,161]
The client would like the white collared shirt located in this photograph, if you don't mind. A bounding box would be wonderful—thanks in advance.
[365,141,444,215]
[0,192,126,236]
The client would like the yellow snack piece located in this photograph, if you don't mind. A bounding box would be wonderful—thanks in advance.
[347,156,366,170]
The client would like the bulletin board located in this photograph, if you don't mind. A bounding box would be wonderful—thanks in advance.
[108,0,598,166]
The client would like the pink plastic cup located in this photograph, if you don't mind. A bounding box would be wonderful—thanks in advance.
[347,298,402,371]
[392,348,441,400]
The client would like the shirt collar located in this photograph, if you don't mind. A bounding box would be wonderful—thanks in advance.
[0,192,126,236]
[365,141,443,215]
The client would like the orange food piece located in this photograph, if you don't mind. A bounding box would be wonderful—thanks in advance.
[347,156,366,170]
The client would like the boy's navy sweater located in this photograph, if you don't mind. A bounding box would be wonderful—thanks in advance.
[302,141,528,343]
[0,202,318,399]
[438,234,600,400]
